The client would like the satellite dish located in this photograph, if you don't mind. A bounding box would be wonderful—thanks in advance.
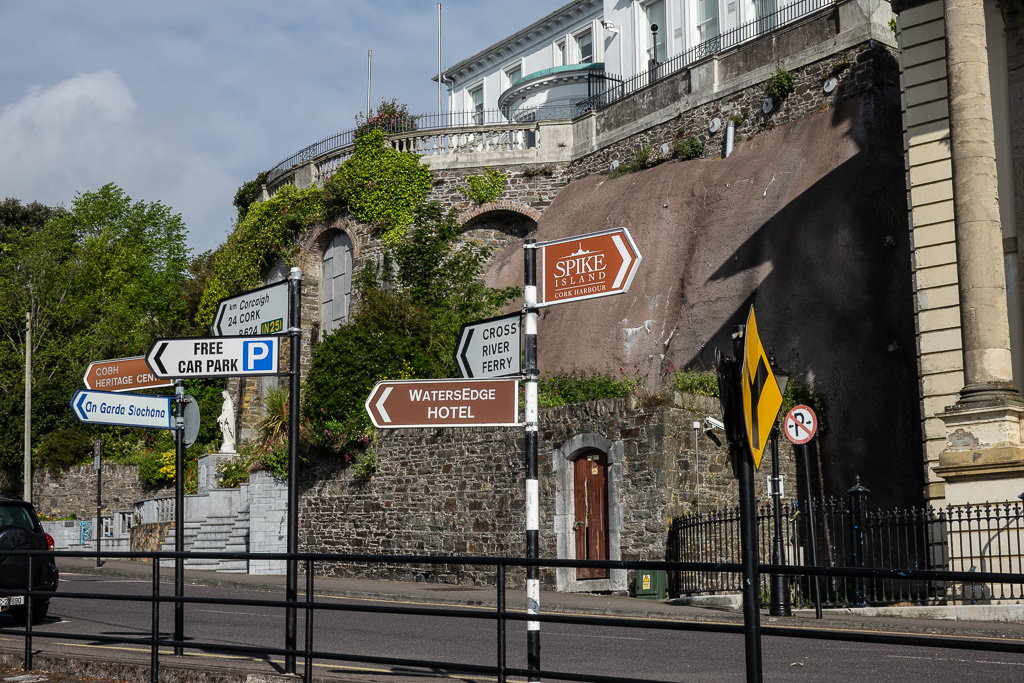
[762,98,773,113]
[183,395,200,447]
[609,160,620,172]
[823,76,837,94]
[709,117,721,133]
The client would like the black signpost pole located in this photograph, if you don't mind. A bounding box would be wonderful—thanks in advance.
[285,267,302,675]
[173,379,184,657]
[95,439,102,568]
[522,240,540,682]
[801,441,823,618]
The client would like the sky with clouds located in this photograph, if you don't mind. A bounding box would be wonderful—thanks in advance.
[0,0,556,254]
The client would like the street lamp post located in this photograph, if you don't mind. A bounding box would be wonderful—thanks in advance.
[768,353,791,617]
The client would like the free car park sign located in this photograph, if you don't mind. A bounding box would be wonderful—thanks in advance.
[146,336,281,379]
[537,228,641,306]
[365,378,520,428]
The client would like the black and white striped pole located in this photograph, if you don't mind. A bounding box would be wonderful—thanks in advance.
[523,239,541,681]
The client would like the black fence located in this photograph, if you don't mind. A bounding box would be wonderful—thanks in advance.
[3,549,1024,683]
[668,494,1024,607]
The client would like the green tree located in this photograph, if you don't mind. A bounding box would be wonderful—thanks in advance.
[0,185,192,485]
[303,202,518,444]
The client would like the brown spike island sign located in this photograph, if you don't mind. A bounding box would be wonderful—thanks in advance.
[365,378,520,429]
[537,227,642,306]
[83,356,173,393]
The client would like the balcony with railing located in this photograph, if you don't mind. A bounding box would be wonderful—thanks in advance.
[264,0,842,196]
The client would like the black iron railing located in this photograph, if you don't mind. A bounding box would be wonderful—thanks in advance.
[669,496,1024,607]
[2,548,1024,683]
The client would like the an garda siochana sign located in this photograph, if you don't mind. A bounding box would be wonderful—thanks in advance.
[70,389,176,430]
[537,227,641,306]
[365,378,519,429]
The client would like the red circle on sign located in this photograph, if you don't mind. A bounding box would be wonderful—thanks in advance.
[784,404,817,445]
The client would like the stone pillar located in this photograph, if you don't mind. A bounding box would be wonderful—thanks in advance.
[944,0,1020,404]
[935,0,1024,504]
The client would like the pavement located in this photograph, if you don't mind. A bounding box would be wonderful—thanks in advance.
[2,556,1023,682]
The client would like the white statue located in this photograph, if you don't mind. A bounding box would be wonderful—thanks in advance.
[217,390,236,453]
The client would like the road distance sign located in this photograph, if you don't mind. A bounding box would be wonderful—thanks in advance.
[146,336,281,379]
[365,378,520,429]
[71,389,175,430]
[536,227,641,306]
[454,313,522,379]
[83,356,173,393]
[212,281,289,337]
[784,404,817,445]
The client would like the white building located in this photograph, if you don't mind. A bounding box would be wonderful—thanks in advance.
[442,0,799,123]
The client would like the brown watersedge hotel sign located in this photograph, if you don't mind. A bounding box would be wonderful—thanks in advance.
[365,378,519,429]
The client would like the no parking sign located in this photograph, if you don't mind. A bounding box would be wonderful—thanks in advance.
[784,404,817,445]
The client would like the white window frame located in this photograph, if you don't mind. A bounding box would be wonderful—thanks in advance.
[468,83,484,124]
[574,27,594,64]
[555,38,567,66]
[504,62,523,90]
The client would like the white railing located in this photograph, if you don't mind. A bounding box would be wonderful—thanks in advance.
[135,496,175,525]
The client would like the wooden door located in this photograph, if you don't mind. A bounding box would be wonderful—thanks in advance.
[573,451,609,580]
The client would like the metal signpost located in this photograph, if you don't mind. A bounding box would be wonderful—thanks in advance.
[453,313,522,379]
[83,356,174,393]
[145,336,281,379]
[715,305,786,683]
[785,403,822,618]
[211,280,290,337]
[365,378,520,429]
[535,227,641,306]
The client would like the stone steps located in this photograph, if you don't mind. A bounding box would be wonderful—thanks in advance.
[219,507,250,573]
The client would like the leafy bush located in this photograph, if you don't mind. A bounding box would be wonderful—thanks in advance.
[671,367,719,397]
[354,98,418,139]
[636,143,668,169]
[138,449,175,486]
[766,67,796,101]
[536,369,641,409]
[34,429,93,474]
[216,456,250,489]
[322,129,433,245]
[673,135,704,161]
[459,168,507,204]
[232,170,269,223]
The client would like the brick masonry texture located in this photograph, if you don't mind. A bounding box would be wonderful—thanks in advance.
[32,464,172,520]
[299,397,796,586]
[569,44,900,179]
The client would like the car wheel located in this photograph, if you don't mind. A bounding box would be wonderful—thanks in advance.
[10,599,49,625]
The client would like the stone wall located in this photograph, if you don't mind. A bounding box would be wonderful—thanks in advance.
[299,397,795,586]
[32,464,172,520]
[569,42,900,179]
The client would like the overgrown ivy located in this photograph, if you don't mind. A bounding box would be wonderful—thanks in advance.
[195,185,324,329]
[459,168,507,204]
[233,170,269,223]
[322,129,432,245]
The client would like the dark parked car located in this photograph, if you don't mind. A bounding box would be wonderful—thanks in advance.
[0,497,58,624]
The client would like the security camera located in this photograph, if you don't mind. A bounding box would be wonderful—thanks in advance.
[602,20,619,32]
[703,416,725,431]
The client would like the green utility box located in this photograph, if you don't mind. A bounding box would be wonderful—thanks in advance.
[634,569,667,600]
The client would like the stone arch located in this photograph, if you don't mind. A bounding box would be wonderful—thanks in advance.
[299,219,363,341]
[553,433,627,593]
[458,200,541,227]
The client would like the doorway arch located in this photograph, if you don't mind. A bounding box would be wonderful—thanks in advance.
[554,433,626,593]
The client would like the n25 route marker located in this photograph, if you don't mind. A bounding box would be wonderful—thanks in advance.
[365,378,519,429]
[146,336,280,379]
[537,227,641,306]
[71,389,175,430]
[83,356,173,393]
[212,281,290,337]
[454,313,521,379]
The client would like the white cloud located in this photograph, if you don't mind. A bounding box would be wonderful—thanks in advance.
[0,70,235,254]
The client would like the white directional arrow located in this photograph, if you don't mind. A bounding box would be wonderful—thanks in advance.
[375,386,393,424]
[611,234,633,289]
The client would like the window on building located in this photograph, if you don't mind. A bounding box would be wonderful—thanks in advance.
[697,0,719,43]
[321,231,352,336]
[555,39,567,66]
[644,0,667,62]
[505,64,522,89]
[575,29,594,63]
[470,85,484,124]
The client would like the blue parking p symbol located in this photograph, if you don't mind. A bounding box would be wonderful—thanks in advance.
[243,341,273,372]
